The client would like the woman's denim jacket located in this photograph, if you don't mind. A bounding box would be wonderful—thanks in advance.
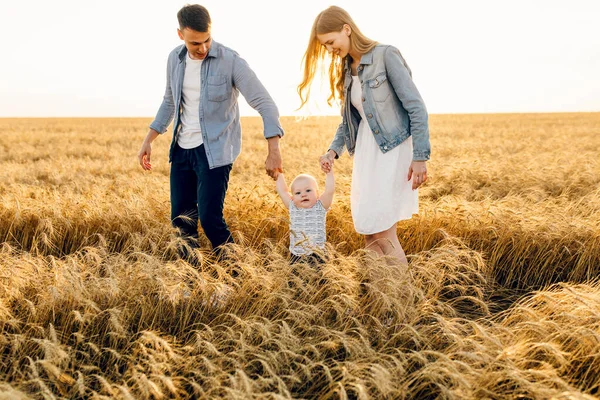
[329,44,430,161]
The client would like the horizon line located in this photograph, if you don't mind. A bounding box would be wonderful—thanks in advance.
[1,110,599,119]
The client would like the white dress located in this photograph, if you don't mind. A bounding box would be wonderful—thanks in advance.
[350,75,418,234]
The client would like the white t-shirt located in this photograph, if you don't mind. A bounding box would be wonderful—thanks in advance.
[178,53,204,149]
[289,200,327,256]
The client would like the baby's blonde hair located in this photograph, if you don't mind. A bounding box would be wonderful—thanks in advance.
[291,174,319,193]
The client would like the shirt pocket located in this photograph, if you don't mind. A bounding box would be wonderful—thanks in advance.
[368,73,390,102]
[207,75,229,102]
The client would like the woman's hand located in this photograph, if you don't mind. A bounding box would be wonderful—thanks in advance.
[319,150,336,173]
[408,160,428,190]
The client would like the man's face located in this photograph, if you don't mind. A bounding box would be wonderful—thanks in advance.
[178,27,212,60]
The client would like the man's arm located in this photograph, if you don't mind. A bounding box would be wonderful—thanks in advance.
[149,51,177,135]
[232,56,283,137]
[276,173,291,208]
[139,50,177,171]
[265,136,283,180]
[232,55,284,179]
[319,170,335,210]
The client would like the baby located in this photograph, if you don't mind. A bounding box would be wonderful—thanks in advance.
[276,169,335,263]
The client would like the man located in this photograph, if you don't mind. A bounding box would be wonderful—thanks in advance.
[137,4,284,260]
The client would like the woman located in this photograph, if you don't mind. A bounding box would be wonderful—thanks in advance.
[298,5,430,265]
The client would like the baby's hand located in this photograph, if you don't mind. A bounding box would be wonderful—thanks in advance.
[319,153,334,173]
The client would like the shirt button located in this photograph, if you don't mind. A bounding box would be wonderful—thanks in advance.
[362,97,365,102]
[368,113,373,118]
[383,146,388,150]
[374,129,379,134]
[358,66,363,71]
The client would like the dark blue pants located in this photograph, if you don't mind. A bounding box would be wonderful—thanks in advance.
[290,253,325,265]
[170,143,234,251]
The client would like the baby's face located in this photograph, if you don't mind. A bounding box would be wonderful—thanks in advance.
[291,177,319,209]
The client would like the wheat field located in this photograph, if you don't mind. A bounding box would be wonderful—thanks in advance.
[1,113,599,399]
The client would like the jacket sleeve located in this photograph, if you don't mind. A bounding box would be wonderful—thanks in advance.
[149,52,176,134]
[232,55,285,139]
[384,46,430,161]
[328,116,347,158]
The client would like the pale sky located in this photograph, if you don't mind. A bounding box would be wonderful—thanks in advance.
[1,0,599,117]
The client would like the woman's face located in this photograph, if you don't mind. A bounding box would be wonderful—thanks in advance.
[317,24,351,58]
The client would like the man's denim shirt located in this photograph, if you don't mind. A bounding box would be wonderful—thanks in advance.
[150,41,284,169]
[329,44,430,161]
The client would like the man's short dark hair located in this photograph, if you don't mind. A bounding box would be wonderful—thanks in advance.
[177,4,211,32]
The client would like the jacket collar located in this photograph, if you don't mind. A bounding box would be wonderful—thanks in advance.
[177,40,220,63]
[344,46,376,72]
[359,50,374,65]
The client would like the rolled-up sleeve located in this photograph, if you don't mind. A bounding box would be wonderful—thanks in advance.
[149,54,176,134]
[232,55,284,139]
[385,46,430,161]
[328,120,346,158]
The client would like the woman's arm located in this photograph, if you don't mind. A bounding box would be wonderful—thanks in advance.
[328,120,347,160]
[384,46,430,161]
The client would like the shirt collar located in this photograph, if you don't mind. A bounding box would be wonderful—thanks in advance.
[177,40,220,63]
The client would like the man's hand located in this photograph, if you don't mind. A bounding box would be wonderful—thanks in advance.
[408,160,428,190]
[138,129,159,171]
[138,142,152,170]
[265,136,283,180]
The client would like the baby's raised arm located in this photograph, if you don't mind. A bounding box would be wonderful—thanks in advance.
[319,169,335,210]
[276,173,292,208]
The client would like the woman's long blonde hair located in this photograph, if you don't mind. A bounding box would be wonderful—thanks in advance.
[297,6,378,109]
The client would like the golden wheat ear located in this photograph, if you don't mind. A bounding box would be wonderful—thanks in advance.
[1,115,599,398]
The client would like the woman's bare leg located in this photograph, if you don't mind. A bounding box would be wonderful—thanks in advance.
[364,235,385,257]
[364,223,408,265]
[361,224,409,325]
